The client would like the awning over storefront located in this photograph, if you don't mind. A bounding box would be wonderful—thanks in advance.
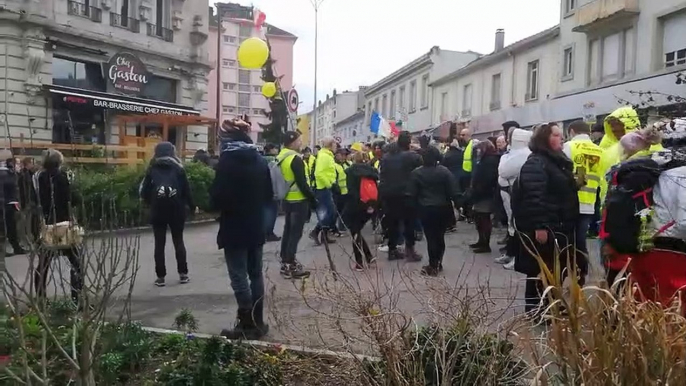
[46,84,200,116]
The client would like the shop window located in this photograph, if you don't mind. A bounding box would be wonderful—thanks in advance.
[52,56,106,92]
[140,75,177,103]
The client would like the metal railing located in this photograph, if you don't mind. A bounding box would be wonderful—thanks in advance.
[67,1,102,22]
[109,12,140,33]
[146,23,174,42]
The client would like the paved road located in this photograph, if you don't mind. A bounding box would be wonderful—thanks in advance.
[3,218,603,352]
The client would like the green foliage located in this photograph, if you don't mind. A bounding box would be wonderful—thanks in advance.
[173,308,199,333]
[184,162,215,212]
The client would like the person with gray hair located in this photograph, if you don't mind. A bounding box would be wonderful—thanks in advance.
[33,149,83,304]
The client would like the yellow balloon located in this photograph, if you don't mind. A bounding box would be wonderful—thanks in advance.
[237,37,269,69]
[262,82,277,98]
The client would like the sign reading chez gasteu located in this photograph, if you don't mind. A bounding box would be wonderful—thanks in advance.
[107,52,149,95]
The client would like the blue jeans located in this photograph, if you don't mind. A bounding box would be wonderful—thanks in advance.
[223,246,264,311]
[314,189,335,230]
[263,200,279,235]
[576,214,594,255]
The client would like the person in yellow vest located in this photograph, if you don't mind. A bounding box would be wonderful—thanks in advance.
[308,136,338,245]
[301,147,315,186]
[562,120,604,257]
[458,128,477,220]
[370,141,385,170]
[277,132,316,279]
[333,148,350,235]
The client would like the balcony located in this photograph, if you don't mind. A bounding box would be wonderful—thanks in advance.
[573,0,640,33]
[67,1,102,23]
[110,13,140,33]
[146,23,174,42]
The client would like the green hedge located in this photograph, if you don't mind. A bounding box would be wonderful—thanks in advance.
[71,162,215,229]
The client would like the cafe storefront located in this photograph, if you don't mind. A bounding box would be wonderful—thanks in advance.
[43,52,209,161]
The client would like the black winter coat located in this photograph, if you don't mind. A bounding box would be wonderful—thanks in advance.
[513,150,579,233]
[345,163,378,206]
[140,160,195,225]
[210,131,273,249]
[441,146,464,179]
[379,147,422,199]
[408,165,460,208]
[470,153,500,202]
[36,168,80,224]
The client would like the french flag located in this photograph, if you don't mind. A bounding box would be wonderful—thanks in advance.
[370,112,392,138]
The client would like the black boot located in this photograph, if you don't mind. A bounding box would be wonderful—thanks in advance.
[309,228,322,246]
[252,301,270,336]
[220,309,262,340]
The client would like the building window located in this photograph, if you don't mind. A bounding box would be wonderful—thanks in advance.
[367,101,372,123]
[222,106,235,113]
[421,74,429,108]
[222,82,229,90]
[253,108,262,115]
[238,84,250,92]
[587,29,634,85]
[602,32,620,81]
[526,60,539,101]
[389,90,396,119]
[374,98,379,114]
[565,0,576,14]
[228,83,237,90]
[462,84,472,117]
[490,73,501,110]
[52,56,106,92]
[238,93,250,107]
[663,12,686,68]
[222,59,230,67]
[562,47,574,80]
[239,24,252,37]
[382,94,388,117]
[589,38,600,85]
[238,69,250,84]
[409,80,417,112]
[223,35,236,43]
[398,86,405,111]
[333,110,337,118]
[440,92,448,120]
[253,86,261,92]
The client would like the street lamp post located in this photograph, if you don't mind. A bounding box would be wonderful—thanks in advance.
[309,0,326,147]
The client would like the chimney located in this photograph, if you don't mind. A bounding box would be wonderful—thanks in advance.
[495,29,505,52]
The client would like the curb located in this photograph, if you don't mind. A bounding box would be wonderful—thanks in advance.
[141,326,380,362]
[87,218,216,237]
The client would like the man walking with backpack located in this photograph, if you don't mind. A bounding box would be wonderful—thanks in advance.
[140,142,195,287]
[276,132,315,279]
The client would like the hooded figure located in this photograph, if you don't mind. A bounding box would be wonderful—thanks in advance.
[140,142,194,287]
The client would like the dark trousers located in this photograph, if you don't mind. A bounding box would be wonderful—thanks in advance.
[263,200,279,236]
[474,212,493,246]
[524,275,545,314]
[346,207,373,266]
[314,189,336,231]
[335,194,348,231]
[420,206,450,268]
[34,247,83,302]
[224,245,264,312]
[383,197,416,251]
[280,201,309,264]
[575,214,594,255]
[152,220,188,278]
[4,205,21,251]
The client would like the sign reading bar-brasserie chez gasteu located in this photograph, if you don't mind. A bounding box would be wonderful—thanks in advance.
[107,52,149,95]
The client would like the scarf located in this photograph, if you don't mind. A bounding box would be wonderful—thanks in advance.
[221,140,257,153]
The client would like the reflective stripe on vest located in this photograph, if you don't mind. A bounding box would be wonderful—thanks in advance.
[570,139,604,206]
[335,163,348,195]
[462,140,473,173]
[278,149,306,202]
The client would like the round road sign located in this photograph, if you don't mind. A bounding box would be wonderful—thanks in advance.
[287,88,299,113]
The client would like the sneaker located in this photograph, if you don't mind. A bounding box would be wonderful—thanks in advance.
[420,265,439,277]
[179,274,190,284]
[378,244,389,252]
[354,264,364,272]
[279,263,288,276]
[281,264,311,279]
[438,262,444,272]
[504,259,515,270]
[388,249,404,261]
[473,246,492,254]
[309,229,322,246]
[265,233,282,242]
[495,254,514,264]
[445,227,457,234]
[368,256,377,265]
[154,277,165,287]
[469,242,484,249]
[405,248,423,262]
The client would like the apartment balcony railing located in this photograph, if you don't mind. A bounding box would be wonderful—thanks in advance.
[146,23,174,43]
[573,0,640,33]
[67,1,102,22]
[110,12,141,33]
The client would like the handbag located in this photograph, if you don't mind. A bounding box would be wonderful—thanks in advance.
[40,220,84,249]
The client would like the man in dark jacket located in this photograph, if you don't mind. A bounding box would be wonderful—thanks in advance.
[18,157,39,246]
[211,119,273,341]
[379,131,423,261]
[140,142,195,287]
[262,143,281,242]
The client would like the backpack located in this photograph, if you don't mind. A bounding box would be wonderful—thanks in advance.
[150,168,182,205]
[270,151,297,200]
[360,177,378,204]
[599,158,662,254]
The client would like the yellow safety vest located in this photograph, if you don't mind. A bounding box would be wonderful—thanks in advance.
[569,139,604,212]
[462,140,473,172]
[278,149,306,202]
[335,163,348,195]
[303,155,315,186]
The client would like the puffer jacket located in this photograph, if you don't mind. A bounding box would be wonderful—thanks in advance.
[313,148,336,190]
[408,164,460,208]
[513,149,579,233]
[498,129,532,187]
[379,146,422,198]
[471,153,500,201]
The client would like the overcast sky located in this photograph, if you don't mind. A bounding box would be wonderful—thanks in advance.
[212,0,561,114]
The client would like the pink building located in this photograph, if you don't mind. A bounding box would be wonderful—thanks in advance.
[209,3,297,144]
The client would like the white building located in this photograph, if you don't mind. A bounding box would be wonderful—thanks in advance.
[0,0,211,155]
[431,0,686,138]
[311,88,363,145]
[363,46,481,135]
